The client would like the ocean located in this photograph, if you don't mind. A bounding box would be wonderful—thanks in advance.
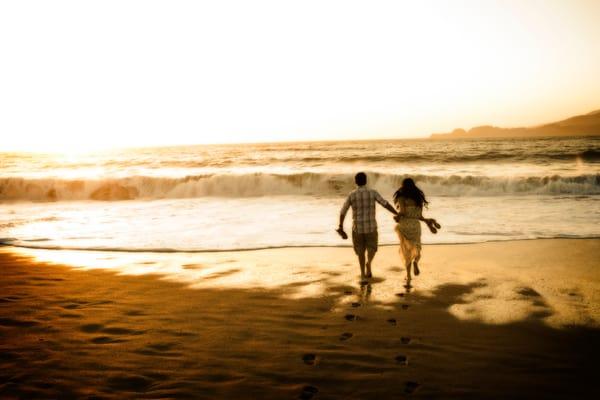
[1,136,599,252]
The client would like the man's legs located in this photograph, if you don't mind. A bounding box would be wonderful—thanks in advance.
[365,231,378,278]
[352,231,367,279]
[358,250,366,278]
[365,248,375,278]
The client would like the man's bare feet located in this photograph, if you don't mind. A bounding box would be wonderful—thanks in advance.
[359,271,368,283]
[365,262,372,278]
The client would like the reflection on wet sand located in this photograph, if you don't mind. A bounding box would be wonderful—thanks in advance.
[10,238,600,328]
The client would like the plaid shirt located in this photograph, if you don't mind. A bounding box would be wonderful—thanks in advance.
[340,186,390,234]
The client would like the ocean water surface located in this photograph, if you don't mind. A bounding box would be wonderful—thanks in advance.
[1,137,599,251]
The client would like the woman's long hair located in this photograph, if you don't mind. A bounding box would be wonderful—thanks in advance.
[393,178,428,208]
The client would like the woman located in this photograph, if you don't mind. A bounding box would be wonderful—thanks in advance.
[393,178,440,279]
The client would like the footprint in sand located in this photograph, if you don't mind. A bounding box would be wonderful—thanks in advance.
[124,309,146,317]
[136,342,181,357]
[80,323,103,333]
[302,354,318,366]
[516,287,541,297]
[395,355,408,365]
[395,293,405,297]
[0,295,22,303]
[387,318,397,326]
[401,337,411,344]
[299,385,319,399]
[91,300,114,306]
[31,277,64,282]
[102,327,142,335]
[182,263,203,270]
[91,336,126,344]
[343,290,353,296]
[404,381,420,394]
[339,332,353,341]
[58,312,82,319]
[106,375,153,391]
[146,342,175,352]
[401,304,410,310]
[351,302,361,308]
[0,317,39,328]
[62,303,82,310]
[80,323,144,337]
[344,314,358,321]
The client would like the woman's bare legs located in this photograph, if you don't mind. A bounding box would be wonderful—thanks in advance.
[412,249,421,276]
[399,235,413,280]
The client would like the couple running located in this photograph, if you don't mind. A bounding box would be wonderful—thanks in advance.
[337,172,440,282]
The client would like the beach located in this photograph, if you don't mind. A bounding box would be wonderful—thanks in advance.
[1,239,598,399]
[2,1,600,398]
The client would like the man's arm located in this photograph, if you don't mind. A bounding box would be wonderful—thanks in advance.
[374,191,398,216]
[339,196,351,229]
[383,201,398,216]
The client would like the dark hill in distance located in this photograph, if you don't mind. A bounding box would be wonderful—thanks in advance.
[430,109,600,139]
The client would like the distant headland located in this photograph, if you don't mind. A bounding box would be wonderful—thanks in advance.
[430,109,600,139]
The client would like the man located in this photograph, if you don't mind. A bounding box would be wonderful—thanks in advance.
[338,172,398,280]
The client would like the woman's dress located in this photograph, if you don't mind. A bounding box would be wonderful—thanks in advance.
[394,197,422,262]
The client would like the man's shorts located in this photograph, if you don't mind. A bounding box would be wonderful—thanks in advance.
[352,231,378,255]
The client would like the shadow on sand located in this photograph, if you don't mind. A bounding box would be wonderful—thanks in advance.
[0,252,598,399]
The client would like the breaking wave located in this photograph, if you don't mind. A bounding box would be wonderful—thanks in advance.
[1,173,599,202]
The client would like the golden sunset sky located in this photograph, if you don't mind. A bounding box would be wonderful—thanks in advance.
[1,0,599,151]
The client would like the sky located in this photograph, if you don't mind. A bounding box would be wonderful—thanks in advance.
[1,0,599,151]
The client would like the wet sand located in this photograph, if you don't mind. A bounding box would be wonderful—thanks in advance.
[0,239,599,399]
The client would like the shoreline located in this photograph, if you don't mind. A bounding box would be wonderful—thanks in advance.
[1,239,599,398]
[4,236,600,254]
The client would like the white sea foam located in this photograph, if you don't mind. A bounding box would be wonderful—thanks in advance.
[1,172,598,202]
[1,195,598,252]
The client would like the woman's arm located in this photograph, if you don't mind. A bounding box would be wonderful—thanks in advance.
[393,198,406,222]
[418,206,441,233]
[416,205,437,225]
